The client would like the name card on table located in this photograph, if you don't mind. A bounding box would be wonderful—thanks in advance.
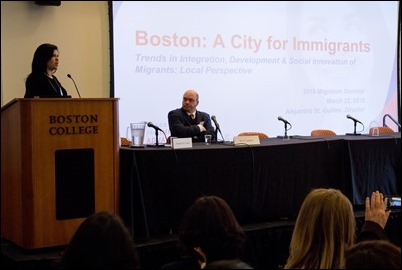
[172,137,193,149]
[233,135,260,146]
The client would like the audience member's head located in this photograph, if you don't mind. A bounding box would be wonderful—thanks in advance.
[284,188,356,269]
[342,240,401,269]
[59,211,140,269]
[178,195,247,267]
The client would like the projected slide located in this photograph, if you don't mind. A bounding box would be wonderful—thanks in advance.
[111,1,399,144]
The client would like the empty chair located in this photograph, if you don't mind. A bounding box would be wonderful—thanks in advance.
[369,126,394,135]
[310,129,336,137]
[238,132,269,140]
[120,137,132,146]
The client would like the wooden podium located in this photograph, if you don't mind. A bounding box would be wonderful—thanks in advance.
[1,98,120,249]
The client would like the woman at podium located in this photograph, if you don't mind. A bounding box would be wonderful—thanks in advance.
[24,43,69,98]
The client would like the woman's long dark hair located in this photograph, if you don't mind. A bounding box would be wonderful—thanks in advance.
[178,195,246,263]
[59,211,140,269]
[30,43,58,75]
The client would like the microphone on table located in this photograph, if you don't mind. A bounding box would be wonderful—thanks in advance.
[67,74,82,98]
[147,122,163,132]
[277,116,291,125]
[346,114,364,136]
[211,115,220,130]
[277,116,292,139]
[147,122,167,147]
[346,114,363,124]
[211,115,224,142]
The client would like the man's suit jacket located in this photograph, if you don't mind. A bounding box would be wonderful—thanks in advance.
[168,108,215,142]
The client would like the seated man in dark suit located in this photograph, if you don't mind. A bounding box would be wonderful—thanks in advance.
[168,89,215,142]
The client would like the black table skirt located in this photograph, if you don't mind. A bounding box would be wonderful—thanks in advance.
[119,133,401,240]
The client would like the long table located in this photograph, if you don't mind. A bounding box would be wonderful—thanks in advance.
[119,133,401,240]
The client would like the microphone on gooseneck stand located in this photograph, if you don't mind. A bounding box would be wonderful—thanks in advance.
[67,74,82,98]
[211,115,224,142]
[277,116,292,139]
[346,114,364,135]
[346,114,363,124]
[147,122,163,132]
[277,116,291,125]
[147,121,167,147]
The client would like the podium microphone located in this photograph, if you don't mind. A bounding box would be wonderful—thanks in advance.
[67,74,81,98]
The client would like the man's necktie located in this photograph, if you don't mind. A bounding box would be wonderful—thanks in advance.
[191,113,195,120]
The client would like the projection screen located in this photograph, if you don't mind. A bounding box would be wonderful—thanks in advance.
[110,1,400,144]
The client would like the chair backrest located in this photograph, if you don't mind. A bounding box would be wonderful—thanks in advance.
[369,126,394,135]
[310,129,336,137]
[238,132,269,140]
[121,137,132,146]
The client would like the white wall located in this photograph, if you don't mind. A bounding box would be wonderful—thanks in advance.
[1,1,110,106]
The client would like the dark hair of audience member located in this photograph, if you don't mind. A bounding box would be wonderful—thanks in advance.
[58,211,140,269]
[178,195,247,264]
[342,240,401,269]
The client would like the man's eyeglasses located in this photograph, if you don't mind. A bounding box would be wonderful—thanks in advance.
[183,97,196,102]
